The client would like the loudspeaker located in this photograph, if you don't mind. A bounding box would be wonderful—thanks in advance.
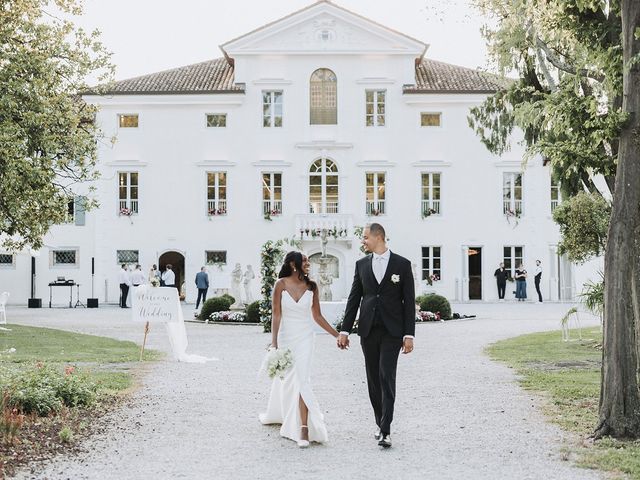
[28,298,42,308]
[87,298,99,308]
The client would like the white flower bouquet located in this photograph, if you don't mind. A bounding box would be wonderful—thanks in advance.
[259,347,294,380]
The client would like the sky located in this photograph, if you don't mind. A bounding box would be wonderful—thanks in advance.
[73,0,494,81]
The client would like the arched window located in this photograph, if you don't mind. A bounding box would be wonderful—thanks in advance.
[310,69,337,125]
[309,158,339,214]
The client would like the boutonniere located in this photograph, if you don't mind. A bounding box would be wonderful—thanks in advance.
[391,274,400,283]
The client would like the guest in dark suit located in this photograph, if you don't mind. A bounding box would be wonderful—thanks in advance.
[494,262,509,300]
[195,266,209,310]
[338,223,415,448]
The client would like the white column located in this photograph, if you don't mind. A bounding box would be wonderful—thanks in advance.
[548,245,559,301]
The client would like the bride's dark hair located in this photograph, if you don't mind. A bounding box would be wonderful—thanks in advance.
[278,251,317,291]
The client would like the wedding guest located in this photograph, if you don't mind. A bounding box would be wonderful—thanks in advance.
[195,267,209,311]
[118,264,130,308]
[515,263,527,301]
[149,264,161,284]
[162,264,176,289]
[493,262,509,300]
[534,260,543,303]
[130,264,146,287]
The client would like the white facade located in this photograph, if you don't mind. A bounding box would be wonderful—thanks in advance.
[0,1,598,306]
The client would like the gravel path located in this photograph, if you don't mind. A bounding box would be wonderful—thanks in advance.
[8,303,603,480]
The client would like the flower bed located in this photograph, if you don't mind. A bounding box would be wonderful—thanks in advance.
[416,311,443,322]
[206,311,247,323]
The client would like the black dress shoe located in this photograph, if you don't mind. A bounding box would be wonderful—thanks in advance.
[378,434,392,448]
[374,428,382,441]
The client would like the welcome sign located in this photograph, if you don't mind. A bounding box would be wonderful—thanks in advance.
[131,286,179,323]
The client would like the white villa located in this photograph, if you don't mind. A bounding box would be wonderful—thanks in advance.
[0,0,598,306]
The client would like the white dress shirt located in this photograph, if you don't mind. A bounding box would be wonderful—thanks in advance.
[130,269,146,286]
[372,249,391,283]
[118,269,130,285]
[535,265,542,277]
[340,249,413,340]
[162,269,176,286]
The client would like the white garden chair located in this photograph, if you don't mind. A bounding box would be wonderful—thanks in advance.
[0,291,9,324]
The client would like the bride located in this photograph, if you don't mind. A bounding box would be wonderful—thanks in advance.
[259,251,339,447]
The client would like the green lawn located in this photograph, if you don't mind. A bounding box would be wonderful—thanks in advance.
[0,324,161,363]
[488,328,640,479]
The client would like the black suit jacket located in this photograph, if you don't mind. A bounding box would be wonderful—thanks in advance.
[342,252,416,338]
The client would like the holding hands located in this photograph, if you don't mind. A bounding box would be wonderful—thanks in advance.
[337,333,350,350]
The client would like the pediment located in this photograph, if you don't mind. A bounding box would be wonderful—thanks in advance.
[221,1,427,57]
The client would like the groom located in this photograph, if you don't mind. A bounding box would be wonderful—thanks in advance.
[338,223,415,448]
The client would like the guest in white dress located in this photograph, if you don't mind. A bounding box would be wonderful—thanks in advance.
[259,252,339,448]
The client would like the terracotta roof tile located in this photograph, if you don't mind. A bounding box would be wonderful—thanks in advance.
[406,59,506,94]
[101,58,243,95]
[95,57,505,95]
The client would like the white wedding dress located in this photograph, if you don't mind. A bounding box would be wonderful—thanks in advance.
[259,289,328,443]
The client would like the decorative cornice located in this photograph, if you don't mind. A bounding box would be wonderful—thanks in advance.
[252,79,293,85]
[356,160,396,167]
[106,160,148,167]
[251,160,293,167]
[355,77,396,85]
[195,160,237,167]
[295,141,353,150]
[411,160,452,167]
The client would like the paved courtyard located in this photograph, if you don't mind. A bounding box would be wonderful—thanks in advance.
[6,302,603,480]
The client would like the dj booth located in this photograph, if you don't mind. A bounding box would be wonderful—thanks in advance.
[48,277,83,308]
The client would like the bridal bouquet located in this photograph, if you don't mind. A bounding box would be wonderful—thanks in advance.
[259,347,294,380]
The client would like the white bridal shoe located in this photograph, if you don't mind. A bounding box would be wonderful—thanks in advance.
[297,426,310,448]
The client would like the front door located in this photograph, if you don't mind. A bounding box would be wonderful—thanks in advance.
[468,247,482,300]
[159,251,185,299]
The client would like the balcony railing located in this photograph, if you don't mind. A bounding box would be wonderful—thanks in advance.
[366,200,386,216]
[207,199,227,216]
[263,200,283,216]
[309,201,339,214]
[421,199,441,216]
[119,199,138,214]
[295,214,354,240]
[551,199,559,212]
[503,200,523,216]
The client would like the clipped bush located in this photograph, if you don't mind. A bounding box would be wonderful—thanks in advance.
[246,301,261,323]
[416,294,452,320]
[222,293,235,306]
[199,296,233,320]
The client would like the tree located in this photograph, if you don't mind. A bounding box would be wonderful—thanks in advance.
[596,0,640,439]
[470,0,640,438]
[0,0,113,251]
[552,191,610,264]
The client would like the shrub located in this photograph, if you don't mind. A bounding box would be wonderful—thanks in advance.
[59,426,73,443]
[3,364,97,416]
[415,294,452,320]
[246,301,261,323]
[222,293,235,306]
[199,296,233,320]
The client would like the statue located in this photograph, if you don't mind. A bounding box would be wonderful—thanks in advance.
[317,229,334,301]
[318,270,333,301]
[230,263,243,308]
[243,265,255,304]
[320,228,329,257]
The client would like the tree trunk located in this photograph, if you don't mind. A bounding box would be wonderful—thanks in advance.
[595,0,640,439]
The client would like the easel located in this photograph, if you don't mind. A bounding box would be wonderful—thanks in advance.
[140,321,150,361]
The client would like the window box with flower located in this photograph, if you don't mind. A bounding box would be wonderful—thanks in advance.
[208,208,227,217]
[421,208,438,219]
[264,208,282,221]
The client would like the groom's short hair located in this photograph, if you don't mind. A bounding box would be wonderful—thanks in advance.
[368,223,386,239]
